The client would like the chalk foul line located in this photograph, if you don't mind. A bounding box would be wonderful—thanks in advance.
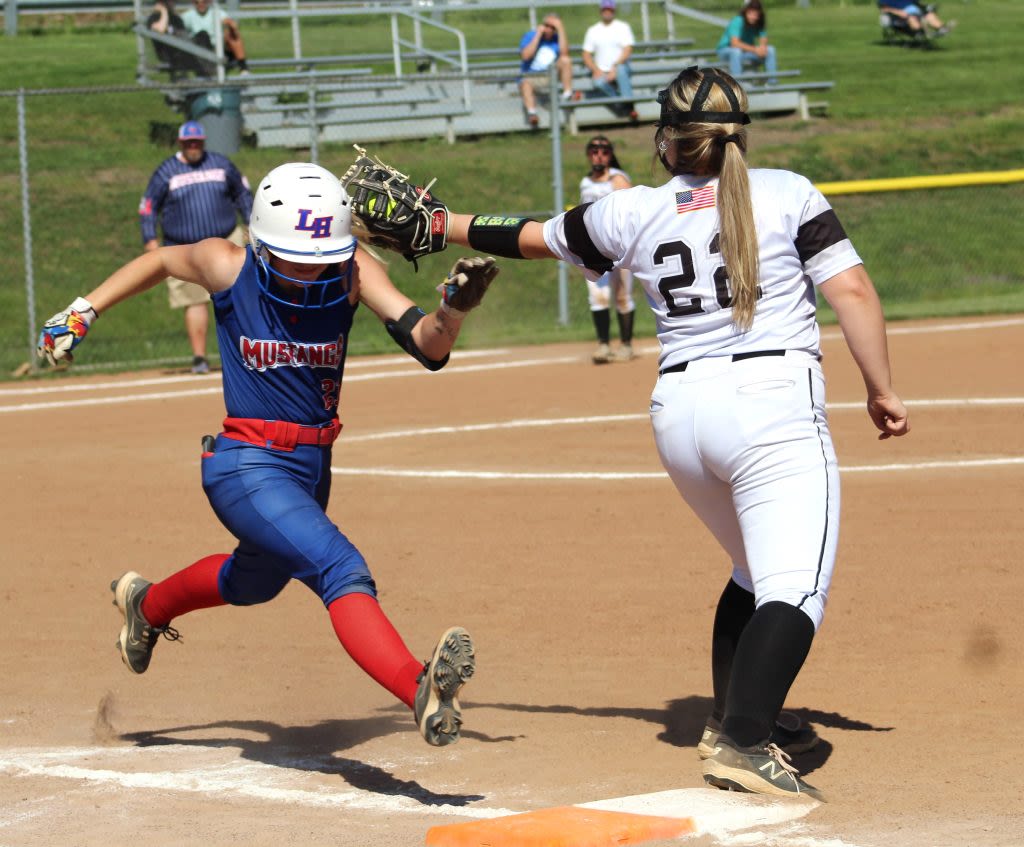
[330,456,1024,481]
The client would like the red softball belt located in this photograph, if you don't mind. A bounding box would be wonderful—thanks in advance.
[221,416,342,451]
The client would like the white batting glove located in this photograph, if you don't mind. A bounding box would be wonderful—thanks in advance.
[37,296,98,365]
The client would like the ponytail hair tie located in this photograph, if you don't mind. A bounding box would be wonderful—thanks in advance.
[715,133,741,148]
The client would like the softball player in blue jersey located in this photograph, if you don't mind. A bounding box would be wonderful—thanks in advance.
[439,66,909,797]
[38,163,498,747]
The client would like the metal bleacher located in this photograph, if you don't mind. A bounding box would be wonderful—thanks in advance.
[132,0,833,149]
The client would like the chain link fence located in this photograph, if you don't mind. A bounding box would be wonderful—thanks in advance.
[3,80,1022,379]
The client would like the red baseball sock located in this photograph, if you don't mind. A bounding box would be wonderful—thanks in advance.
[328,593,423,709]
[141,554,229,628]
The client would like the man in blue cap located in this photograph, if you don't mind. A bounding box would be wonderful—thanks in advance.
[139,120,253,373]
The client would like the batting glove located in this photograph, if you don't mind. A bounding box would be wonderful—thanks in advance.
[37,296,98,365]
[437,257,499,319]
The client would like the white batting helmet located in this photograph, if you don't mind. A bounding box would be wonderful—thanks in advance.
[248,163,357,308]
[249,163,357,265]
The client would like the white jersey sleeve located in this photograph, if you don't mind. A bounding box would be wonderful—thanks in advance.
[786,174,862,286]
[543,168,862,366]
[544,187,637,284]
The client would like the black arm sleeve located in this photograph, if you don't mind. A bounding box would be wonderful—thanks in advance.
[384,306,450,372]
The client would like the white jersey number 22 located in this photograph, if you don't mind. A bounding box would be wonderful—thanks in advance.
[654,233,763,317]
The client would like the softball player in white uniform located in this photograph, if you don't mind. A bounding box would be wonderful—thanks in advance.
[449,65,909,800]
[579,136,636,363]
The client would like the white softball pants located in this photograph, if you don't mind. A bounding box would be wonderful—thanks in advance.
[587,267,635,313]
[649,351,839,631]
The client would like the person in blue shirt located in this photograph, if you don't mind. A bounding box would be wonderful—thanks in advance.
[878,0,955,39]
[38,163,496,749]
[716,0,777,85]
[518,13,579,128]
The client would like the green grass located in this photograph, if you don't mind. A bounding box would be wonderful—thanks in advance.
[1,1,1022,377]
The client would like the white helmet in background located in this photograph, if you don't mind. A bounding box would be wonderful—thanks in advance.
[249,163,357,307]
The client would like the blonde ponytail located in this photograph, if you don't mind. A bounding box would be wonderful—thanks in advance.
[655,66,759,330]
[716,141,759,330]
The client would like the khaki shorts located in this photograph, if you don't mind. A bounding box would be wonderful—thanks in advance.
[519,71,554,92]
[166,225,247,309]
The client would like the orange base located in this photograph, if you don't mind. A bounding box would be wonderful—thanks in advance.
[425,806,696,847]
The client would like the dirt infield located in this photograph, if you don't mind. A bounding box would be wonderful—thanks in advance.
[1,315,1022,847]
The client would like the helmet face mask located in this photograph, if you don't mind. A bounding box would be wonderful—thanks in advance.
[256,257,355,309]
[249,163,358,308]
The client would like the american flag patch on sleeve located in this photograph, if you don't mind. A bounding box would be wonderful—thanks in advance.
[676,185,716,214]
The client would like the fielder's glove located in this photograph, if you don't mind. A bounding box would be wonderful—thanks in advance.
[37,296,98,365]
[437,257,499,319]
[340,145,449,268]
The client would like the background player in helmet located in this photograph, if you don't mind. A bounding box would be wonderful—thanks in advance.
[37,163,497,747]
[578,135,636,364]
[380,66,910,797]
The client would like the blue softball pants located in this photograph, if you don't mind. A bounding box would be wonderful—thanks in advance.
[201,435,377,607]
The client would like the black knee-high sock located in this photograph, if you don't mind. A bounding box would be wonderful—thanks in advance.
[721,601,815,747]
[591,308,611,344]
[616,309,635,344]
[710,579,756,724]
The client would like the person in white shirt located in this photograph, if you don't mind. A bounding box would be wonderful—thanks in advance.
[578,136,635,363]
[181,0,249,74]
[441,65,910,801]
[582,0,637,121]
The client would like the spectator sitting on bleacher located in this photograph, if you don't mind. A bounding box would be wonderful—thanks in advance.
[582,0,638,123]
[148,0,186,40]
[878,0,955,39]
[181,0,249,75]
[716,0,777,85]
[518,13,580,129]
[146,0,210,80]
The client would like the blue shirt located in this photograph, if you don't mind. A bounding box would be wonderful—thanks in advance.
[519,28,561,75]
[717,15,766,50]
[213,247,357,425]
[139,151,252,245]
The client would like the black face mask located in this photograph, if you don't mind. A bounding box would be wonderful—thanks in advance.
[587,143,613,175]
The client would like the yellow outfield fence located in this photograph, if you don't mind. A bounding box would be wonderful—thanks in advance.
[816,169,1024,196]
[806,167,1024,315]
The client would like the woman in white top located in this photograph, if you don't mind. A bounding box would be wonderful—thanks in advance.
[579,136,636,363]
[446,65,909,800]
[181,0,248,73]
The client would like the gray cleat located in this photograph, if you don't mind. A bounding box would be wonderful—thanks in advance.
[111,571,180,674]
[414,626,475,746]
[703,734,825,801]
